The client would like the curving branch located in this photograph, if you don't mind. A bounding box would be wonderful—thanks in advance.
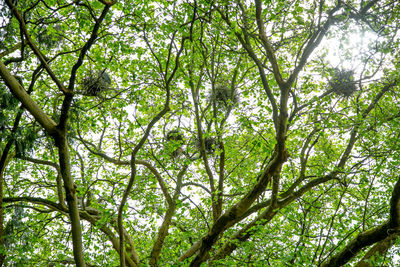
[254,0,284,87]
[5,0,69,95]
[3,196,67,213]
[0,62,57,134]
[355,233,399,267]
[4,197,139,266]
[21,156,65,207]
[77,137,173,206]
[117,34,188,266]
[149,165,189,266]
[321,172,400,267]
[216,4,279,128]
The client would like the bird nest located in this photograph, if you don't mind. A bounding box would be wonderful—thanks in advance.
[166,130,184,142]
[166,130,185,158]
[329,69,357,97]
[209,84,239,107]
[197,137,219,155]
[82,71,112,96]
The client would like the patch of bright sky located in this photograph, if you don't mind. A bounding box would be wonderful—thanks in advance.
[320,25,380,75]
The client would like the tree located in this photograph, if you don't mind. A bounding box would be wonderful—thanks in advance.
[0,0,400,266]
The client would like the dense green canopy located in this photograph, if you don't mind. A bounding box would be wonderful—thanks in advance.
[0,0,400,266]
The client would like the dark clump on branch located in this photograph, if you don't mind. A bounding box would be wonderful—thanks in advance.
[82,71,112,96]
[166,130,184,142]
[209,84,239,107]
[329,69,357,97]
[171,147,184,158]
[166,130,185,158]
[197,137,219,155]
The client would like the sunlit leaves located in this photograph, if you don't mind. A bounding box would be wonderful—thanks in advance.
[1,0,400,266]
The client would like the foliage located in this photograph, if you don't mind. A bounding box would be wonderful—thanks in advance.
[0,0,400,266]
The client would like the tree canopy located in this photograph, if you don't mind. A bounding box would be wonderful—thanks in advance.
[1,0,400,266]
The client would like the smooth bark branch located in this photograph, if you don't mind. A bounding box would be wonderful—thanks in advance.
[322,174,400,266]
[3,197,66,212]
[215,4,279,128]
[99,0,118,6]
[22,156,59,169]
[55,135,86,266]
[78,139,173,205]
[0,41,24,58]
[0,62,57,134]
[254,0,284,87]
[189,148,289,266]
[5,0,69,94]
[117,35,187,266]
[149,165,188,266]
[355,234,399,267]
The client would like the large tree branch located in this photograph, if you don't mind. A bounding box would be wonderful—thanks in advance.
[78,137,173,206]
[323,118,400,266]
[202,79,397,261]
[215,4,279,128]
[3,197,138,266]
[0,62,57,134]
[287,3,343,87]
[117,35,187,266]
[322,172,400,265]
[355,233,399,267]
[149,165,188,266]
[188,145,289,266]
[254,0,284,87]
[3,197,66,212]
[321,222,393,267]
[216,172,283,260]
[5,0,69,95]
